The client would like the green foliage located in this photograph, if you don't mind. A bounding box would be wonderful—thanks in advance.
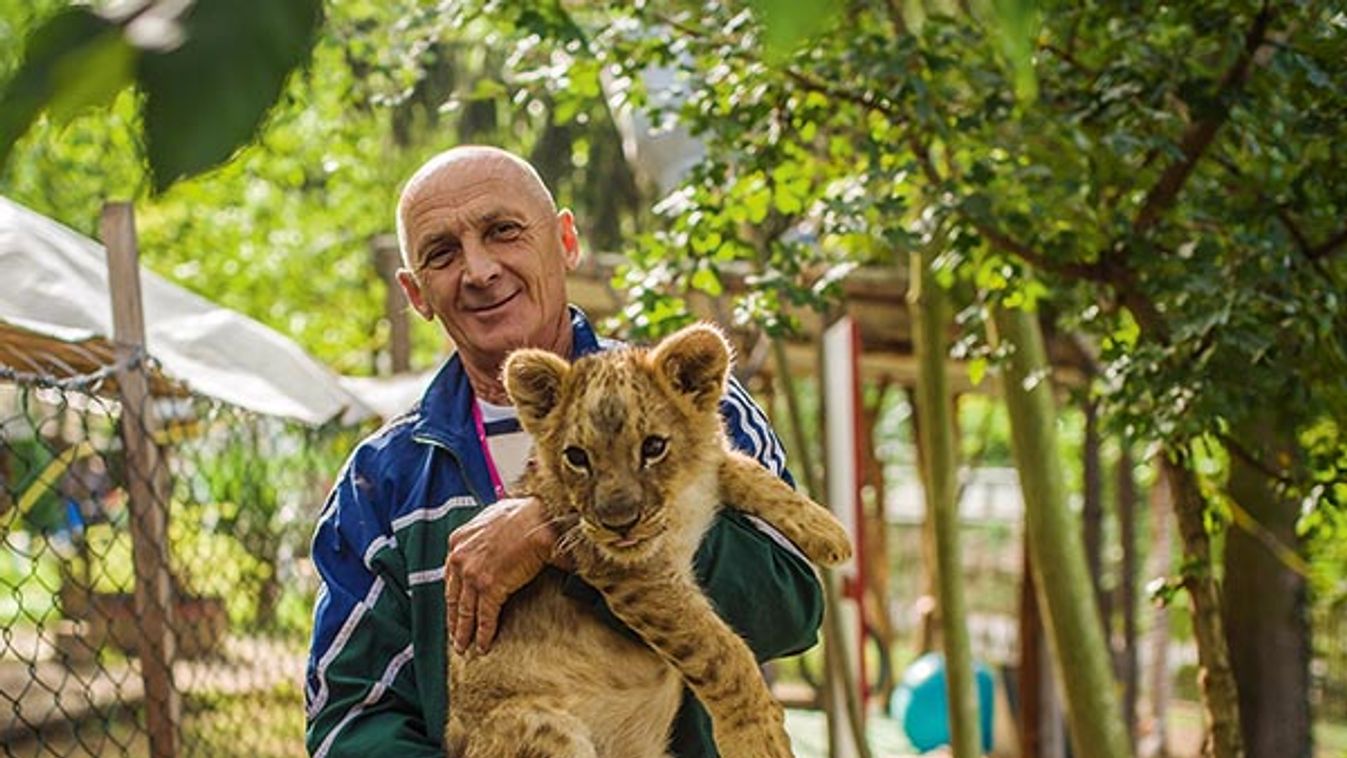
[0,7,127,165]
[0,0,324,193]
[138,0,324,192]
[0,1,648,373]
[464,0,1345,516]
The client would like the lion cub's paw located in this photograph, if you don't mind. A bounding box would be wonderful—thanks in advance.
[788,510,853,567]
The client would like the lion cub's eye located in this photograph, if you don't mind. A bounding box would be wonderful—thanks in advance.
[563,446,591,471]
[640,435,669,464]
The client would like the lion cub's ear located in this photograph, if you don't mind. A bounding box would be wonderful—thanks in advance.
[650,323,731,413]
[503,349,571,431]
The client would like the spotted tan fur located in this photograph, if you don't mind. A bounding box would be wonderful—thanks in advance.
[446,324,852,757]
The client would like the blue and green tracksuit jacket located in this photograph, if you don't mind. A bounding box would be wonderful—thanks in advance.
[304,307,824,757]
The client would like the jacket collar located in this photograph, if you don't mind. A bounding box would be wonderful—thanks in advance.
[410,306,601,481]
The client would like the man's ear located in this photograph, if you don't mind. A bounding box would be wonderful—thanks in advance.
[557,209,582,271]
[650,323,731,413]
[396,269,434,321]
[503,349,571,430]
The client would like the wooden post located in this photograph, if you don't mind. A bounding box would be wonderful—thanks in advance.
[372,234,411,374]
[102,202,181,758]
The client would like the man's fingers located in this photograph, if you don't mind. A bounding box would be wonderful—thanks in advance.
[453,586,477,654]
[445,566,461,640]
[475,593,503,654]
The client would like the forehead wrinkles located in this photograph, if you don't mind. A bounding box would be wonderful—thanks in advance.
[397,152,556,263]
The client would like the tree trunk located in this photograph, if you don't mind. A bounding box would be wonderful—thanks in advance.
[860,381,897,704]
[1117,445,1140,748]
[1161,458,1244,758]
[990,305,1133,758]
[1223,416,1311,758]
[909,250,980,758]
[1141,456,1173,758]
[1083,401,1110,625]
[906,386,942,655]
[770,337,873,758]
[1019,545,1067,758]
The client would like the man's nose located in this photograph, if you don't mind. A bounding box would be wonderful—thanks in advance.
[461,238,501,286]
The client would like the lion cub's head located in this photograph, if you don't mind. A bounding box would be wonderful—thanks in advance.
[503,324,732,564]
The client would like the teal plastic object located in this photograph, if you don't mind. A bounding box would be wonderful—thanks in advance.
[890,652,995,754]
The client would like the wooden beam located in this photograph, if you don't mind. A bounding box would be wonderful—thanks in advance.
[567,253,1091,389]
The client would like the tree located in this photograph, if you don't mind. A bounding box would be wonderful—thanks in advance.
[910,239,982,758]
[0,0,647,374]
[459,2,1346,756]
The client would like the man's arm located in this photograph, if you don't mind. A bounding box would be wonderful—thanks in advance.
[699,376,825,659]
[305,456,439,758]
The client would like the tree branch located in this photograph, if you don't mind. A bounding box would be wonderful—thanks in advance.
[777,67,907,122]
[1309,227,1347,260]
[1218,431,1295,487]
[652,10,909,124]
[1211,154,1344,288]
[1272,205,1312,254]
[1133,1,1275,234]
[973,221,1114,284]
[1039,42,1098,79]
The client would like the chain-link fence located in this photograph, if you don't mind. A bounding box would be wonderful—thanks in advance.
[0,358,362,757]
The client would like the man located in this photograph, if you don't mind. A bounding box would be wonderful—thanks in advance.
[305,146,823,757]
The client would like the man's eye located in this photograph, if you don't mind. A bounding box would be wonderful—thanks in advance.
[563,446,590,470]
[422,246,459,270]
[489,222,523,242]
[640,435,668,463]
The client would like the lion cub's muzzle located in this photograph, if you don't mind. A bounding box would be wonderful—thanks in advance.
[594,497,642,537]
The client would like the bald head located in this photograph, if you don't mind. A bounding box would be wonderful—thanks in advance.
[396,146,557,266]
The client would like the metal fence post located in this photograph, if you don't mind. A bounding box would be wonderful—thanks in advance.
[102,201,181,758]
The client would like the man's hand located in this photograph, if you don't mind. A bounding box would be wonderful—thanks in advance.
[445,497,560,654]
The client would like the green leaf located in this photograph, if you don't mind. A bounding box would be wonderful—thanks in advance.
[968,356,988,387]
[690,267,723,296]
[46,32,137,125]
[744,185,772,224]
[138,0,324,193]
[979,0,1040,103]
[747,0,842,57]
[0,8,129,170]
[469,78,508,100]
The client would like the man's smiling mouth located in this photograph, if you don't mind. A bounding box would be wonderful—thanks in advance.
[469,290,520,313]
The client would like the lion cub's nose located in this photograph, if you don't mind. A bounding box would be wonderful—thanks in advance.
[595,502,641,536]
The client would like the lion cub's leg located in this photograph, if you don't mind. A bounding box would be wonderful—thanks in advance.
[718,450,853,566]
[460,702,597,758]
[588,568,794,758]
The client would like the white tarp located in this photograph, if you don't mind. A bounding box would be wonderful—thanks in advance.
[338,370,435,424]
[0,196,372,425]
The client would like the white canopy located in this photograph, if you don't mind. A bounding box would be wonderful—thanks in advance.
[338,370,435,424]
[0,196,373,425]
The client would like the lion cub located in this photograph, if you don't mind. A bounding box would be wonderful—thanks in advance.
[445,324,852,758]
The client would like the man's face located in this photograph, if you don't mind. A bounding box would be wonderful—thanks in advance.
[397,156,580,364]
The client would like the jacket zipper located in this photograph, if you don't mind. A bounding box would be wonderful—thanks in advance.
[411,432,489,508]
